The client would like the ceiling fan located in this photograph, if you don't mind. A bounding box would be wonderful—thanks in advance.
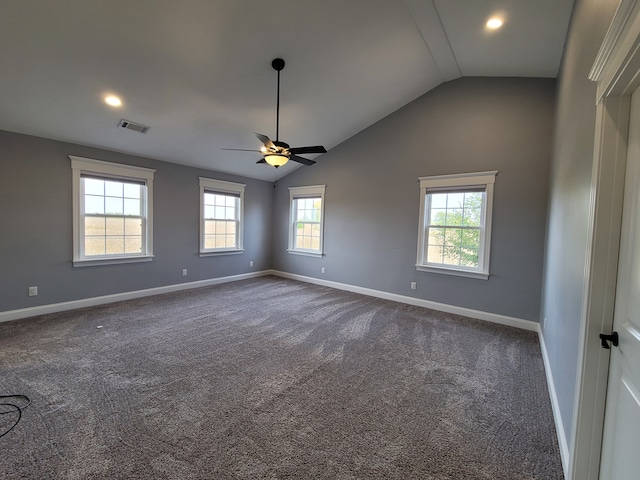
[222,58,326,168]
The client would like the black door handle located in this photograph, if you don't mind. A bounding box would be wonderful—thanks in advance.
[599,332,619,349]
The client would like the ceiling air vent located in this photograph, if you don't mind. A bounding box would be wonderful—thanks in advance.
[118,119,150,134]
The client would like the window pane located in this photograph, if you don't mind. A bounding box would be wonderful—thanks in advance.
[427,244,444,263]
[430,193,447,209]
[124,218,142,236]
[204,220,215,234]
[104,181,123,197]
[85,195,104,214]
[125,236,142,253]
[459,248,479,267]
[124,199,140,216]
[204,205,215,219]
[442,250,461,266]
[225,235,236,247]
[447,192,465,208]
[226,221,236,234]
[430,208,446,225]
[214,206,225,219]
[84,178,104,195]
[106,237,125,254]
[463,208,481,227]
[428,227,445,246]
[105,197,123,215]
[123,183,141,199]
[311,237,320,250]
[85,216,105,236]
[106,217,125,235]
[445,228,462,245]
[446,208,464,226]
[461,229,480,249]
[225,196,236,207]
[225,206,235,220]
[303,223,312,236]
[204,235,215,249]
[204,193,215,205]
[85,237,105,256]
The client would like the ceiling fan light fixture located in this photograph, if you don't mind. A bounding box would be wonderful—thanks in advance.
[265,153,288,167]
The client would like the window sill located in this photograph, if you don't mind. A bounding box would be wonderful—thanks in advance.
[200,249,244,257]
[74,255,154,267]
[287,249,323,258]
[415,264,489,280]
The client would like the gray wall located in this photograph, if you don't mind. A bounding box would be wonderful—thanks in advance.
[272,77,556,322]
[540,0,619,444]
[0,130,273,312]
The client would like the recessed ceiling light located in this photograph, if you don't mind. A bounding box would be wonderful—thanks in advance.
[104,95,122,107]
[486,18,503,29]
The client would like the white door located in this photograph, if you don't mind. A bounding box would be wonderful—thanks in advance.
[599,87,640,479]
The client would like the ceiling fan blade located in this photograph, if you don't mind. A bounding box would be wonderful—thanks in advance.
[221,148,261,152]
[254,132,276,151]
[256,158,267,164]
[290,154,316,166]
[289,145,327,155]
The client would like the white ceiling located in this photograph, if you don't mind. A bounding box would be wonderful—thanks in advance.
[0,0,574,181]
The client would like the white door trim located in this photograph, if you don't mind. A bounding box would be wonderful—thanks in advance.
[572,1,640,478]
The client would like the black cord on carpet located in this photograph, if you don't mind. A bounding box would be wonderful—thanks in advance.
[0,395,31,439]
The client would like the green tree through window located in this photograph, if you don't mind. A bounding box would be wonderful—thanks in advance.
[427,191,483,267]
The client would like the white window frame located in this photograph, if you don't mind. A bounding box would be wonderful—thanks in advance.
[71,155,155,267]
[199,177,245,256]
[288,185,326,257]
[416,171,497,279]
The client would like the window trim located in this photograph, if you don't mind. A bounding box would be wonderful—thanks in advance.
[199,177,245,256]
[70,155,155,267]
[416,171,497,279]
[288,185,326,257]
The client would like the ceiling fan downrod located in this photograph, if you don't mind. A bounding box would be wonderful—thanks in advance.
[272,58,285,142]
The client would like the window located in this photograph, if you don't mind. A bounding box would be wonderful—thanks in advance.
[416,171,497,279]
[288,185,326,257]
[71,156,155,266]
[199,177,245,255]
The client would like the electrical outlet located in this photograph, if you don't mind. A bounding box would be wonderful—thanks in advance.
[249,261,254,267]
[321,267,325,274]
[410,282,417,290]
[28,286,38,297]
[182,269,187,277]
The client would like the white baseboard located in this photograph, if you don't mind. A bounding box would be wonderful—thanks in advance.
[0,270,272,323]
[269,270,538,332]
[538,329,570,478]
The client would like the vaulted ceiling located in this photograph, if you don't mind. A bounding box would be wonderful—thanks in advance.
[0,1,574,181]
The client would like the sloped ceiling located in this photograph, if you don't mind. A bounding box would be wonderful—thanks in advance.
[0,0,574,181]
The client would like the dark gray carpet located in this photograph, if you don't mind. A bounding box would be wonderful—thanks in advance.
[0,276,563,479]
